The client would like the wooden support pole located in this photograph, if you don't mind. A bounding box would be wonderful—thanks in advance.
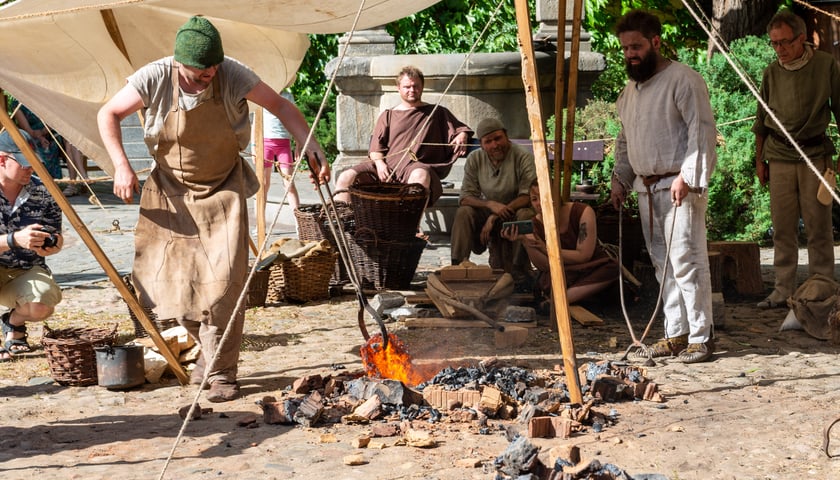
[0,98,188,385]
[254,107,266,250]
[560,0,584,203]
[553,0,567,203]
[513,0,582,404]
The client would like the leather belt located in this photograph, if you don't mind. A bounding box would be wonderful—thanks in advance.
[770,131,826,149]
[640,171,681,239]
[641,171,681,187]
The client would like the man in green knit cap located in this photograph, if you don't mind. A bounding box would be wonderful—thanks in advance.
[98,16,330,402]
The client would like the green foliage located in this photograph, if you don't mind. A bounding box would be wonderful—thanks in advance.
[697,36,777,242]
[387,0,534,54]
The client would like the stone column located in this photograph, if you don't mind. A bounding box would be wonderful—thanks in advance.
[536,0,592,51]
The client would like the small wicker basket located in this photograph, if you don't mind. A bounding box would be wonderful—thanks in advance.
[294,202,355,285]
[41,324,119,386]
[265,240,339,304]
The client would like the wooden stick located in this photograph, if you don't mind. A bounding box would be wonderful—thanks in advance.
[513,0,582,404]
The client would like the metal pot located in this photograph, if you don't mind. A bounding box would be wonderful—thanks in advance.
[95,344,145,389]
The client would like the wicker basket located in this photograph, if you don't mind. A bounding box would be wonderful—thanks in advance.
[348,181,428,241]
[346,228,426,290]
[42,324,118,386]
[294,202,355,285]
[266,240,339,303]
[246,269,271,308]
[123,274,179,338]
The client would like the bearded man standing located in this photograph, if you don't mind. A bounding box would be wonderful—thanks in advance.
[609,10,717,363]
[98,16,328,402]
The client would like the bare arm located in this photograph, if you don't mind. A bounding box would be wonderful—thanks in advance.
[246,81,329,183]
[97,84,145,203]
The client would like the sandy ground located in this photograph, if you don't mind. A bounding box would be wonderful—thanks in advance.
[2,258,840,480]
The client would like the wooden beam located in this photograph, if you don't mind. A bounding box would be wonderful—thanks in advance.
[553,0,567,203]
[0,96,188,385]
[560,0,584,203]
[513,0,582,404]
[254,107,266,249]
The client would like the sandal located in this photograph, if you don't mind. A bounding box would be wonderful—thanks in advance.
[2,311,31,354]
[0,345,13,362]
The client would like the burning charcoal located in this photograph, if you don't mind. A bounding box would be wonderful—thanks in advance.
[582,361,611,382]
[293,391,324,427]
[261,399,299,425]
[494,434,543,477]
[523,387,548,405]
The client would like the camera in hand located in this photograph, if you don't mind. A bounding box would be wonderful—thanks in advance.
[40,229,58,248]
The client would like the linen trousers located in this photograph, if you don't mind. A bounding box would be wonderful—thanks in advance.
[638,189,713,344]
[768,158,835,300]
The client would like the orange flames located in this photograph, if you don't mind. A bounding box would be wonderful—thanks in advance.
[360,333,427,387]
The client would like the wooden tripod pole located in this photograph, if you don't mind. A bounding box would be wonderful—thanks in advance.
[513,0,582,404]
[560,0,584,203]
[0,99,188,385]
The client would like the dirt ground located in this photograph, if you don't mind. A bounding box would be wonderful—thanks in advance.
[2,267,840,480]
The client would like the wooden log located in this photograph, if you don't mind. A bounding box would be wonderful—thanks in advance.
[708,241,764,295]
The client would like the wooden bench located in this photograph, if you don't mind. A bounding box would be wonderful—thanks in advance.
[511,138,605,202]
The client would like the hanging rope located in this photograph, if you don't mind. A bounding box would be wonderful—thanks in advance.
[158,1,374,478]
[681,0,840,207]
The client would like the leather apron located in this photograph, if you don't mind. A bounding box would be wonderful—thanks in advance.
[133,64,259,323]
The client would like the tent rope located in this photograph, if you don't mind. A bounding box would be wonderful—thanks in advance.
[158,0,372,478]
[681,0,840,207]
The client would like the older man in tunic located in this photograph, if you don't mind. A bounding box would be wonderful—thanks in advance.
[98,16,328,402]
[610,10,717,364]
[753,10,840,309]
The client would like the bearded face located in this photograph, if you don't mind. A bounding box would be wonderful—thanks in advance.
[625,46,658,83]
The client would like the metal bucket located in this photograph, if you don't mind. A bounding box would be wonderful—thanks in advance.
[95,344,145,389]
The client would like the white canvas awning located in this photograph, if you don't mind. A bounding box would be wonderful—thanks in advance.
[0,0,440,175]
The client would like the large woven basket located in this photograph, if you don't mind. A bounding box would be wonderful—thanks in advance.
[294,202,355,285]
[266,240,339,303]
[42,324,118,386]
[123,274,178,338]
[346,228,426,290]
[348,181,428,241]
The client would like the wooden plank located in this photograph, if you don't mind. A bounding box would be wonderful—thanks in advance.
[568,305,604,326]
[403,317,537,329]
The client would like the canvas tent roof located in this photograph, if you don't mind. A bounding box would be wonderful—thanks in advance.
[0,0,440,175]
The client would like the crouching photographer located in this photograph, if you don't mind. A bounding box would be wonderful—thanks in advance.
[0,131,63,362]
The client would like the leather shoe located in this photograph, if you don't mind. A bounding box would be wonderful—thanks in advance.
[677,340,714,364]
[206,381,240,403]
[757,297,786,309]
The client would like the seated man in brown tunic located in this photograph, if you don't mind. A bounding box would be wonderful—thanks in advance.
[334,66,472,207]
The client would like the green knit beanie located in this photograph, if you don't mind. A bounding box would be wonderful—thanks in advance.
[174,16,224,69]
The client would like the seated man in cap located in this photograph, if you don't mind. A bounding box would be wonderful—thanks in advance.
[451,118,537,287]
[0,131,64,361]
[98,15,328,401]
